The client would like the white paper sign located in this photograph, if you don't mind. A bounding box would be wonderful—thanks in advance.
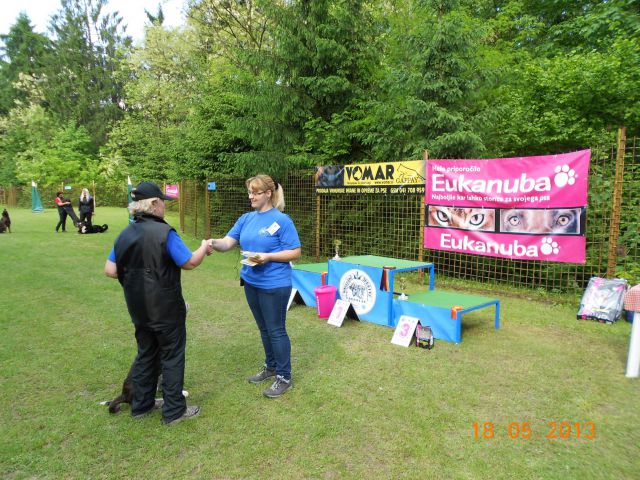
[327,299,350,327]
[391,315,420,347]
[287,288,298,311]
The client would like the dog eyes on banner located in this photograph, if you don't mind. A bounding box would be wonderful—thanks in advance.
[428,206,496,232]
[500,208,580,234]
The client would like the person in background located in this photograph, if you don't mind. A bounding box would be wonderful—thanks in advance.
[78,188,94,228]
[209,174,301,398]
[54,191,70,233]
[104,182,213,425]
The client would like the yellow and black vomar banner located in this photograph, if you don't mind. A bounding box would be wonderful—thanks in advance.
[315,160,425,195]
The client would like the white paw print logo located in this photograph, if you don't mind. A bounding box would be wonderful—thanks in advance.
[540,237,560,255]
[553,165,577,188]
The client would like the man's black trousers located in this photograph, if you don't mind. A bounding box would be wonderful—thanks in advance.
[132,322,187,422]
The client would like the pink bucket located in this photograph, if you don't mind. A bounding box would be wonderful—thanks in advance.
[314,285,337,318]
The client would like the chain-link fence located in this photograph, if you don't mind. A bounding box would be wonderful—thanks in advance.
[3,137,638,292]
[198,139,639,293]
[0,183,130,209]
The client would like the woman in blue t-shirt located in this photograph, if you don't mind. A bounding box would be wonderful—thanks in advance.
[210,174,301,398]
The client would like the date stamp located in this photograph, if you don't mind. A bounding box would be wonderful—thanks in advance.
[473,422,597,440]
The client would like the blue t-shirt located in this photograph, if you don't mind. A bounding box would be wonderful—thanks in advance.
[108,230,192,267]
[227,208,301,289]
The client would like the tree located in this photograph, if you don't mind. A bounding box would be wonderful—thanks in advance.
[145,4,165,25]
[221,0,382,174]
[188,0,269,72]
[480,0,640,155]
[353,0,492,160]
[43,0,132,147]
[0,13,51,114]
[105,23,236,181]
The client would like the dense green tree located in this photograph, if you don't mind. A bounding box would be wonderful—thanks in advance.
[220,0,382,174]
[188,0,270,71]
[0,76,97,187]
[354,0,492,160]
[481,0,640,155]
[43,0,132,147]
[104,23,237,181]
[0,13,51,114]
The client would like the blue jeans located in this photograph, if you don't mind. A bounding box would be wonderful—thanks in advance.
[244,283,292,380]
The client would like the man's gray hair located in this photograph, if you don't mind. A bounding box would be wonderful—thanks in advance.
[128,198,158,216]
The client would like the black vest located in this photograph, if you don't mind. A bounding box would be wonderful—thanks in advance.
[79,197,93,214]
[114,214,186,328]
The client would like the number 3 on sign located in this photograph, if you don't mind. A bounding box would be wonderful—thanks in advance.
[391,315,420,347]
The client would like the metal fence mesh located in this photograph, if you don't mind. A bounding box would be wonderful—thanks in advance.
[3,138,638,293]
[202,141,639,293]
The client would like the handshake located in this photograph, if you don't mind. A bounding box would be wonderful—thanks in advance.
[203,239,215,256]
[201,238,266,265]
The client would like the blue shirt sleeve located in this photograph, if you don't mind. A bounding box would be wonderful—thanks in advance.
[227,213,247,241]
[276,214,301,250]
[166,230,193,267]
[108,230,192,267]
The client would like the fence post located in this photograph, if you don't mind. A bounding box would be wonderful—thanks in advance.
[179,180,185,232]
[205,180,211,239]
[418,150,428,283]
[315,194,320,262]
[606,127,626,278]
[194,181,198,238]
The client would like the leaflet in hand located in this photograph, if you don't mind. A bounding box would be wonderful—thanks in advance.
[240,251,260,267]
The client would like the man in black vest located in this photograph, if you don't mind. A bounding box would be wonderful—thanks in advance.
[104,182,213,425]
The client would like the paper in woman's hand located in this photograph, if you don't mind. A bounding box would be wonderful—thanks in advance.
[240,251,260,266]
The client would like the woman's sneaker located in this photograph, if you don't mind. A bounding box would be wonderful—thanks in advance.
[247,366,276,383]
[263,376,292,398]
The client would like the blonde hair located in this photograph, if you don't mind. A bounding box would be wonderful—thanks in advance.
[246,174,285,211]
[80,188,90,201]
[128,198,160,216]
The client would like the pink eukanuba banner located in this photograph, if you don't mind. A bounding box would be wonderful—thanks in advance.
[425,229,586,263]
[425,149,590,208]
[424,150,590,264]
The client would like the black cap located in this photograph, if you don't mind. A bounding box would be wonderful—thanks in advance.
[131,182,171,201]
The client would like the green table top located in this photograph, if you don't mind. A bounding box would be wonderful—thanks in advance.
[337,255,433,270]
[293,262,329,273]
[407,290,497,309]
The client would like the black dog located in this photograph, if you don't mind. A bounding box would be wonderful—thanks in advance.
[77,222,108,234]
[107,357,162,414]
[0,209,10,233]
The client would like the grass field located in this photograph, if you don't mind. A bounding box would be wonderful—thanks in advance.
[1,207,639,479]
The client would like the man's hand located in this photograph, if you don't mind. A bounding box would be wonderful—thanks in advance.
[204,239,214,256]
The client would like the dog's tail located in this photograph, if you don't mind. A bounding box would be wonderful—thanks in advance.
[107,394,126,414]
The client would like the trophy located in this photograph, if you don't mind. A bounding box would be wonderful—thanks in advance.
[398,276,408,301]
[333,239,342,260]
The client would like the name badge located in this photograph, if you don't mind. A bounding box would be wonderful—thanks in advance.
[267,222,280,235]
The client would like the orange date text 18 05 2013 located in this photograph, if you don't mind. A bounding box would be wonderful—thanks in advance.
[472,422,596,440]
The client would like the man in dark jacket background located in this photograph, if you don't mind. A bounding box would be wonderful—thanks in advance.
[104,182,213,425]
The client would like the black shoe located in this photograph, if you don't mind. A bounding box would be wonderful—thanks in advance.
[248,366,276,383]
[164,405,200,425]
[263,376,292,398]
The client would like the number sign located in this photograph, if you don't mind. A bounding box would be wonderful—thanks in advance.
[391,315,420,347]
[327,299,350,327]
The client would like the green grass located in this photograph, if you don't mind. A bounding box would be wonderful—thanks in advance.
[1,207,639,479]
